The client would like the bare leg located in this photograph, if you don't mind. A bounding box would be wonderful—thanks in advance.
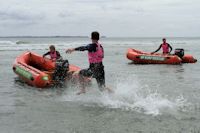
[75,71,86,95]
[104,86,114,93]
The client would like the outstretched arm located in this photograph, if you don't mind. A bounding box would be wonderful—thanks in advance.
[66,45,89,53]
[151,44,162,54]
[66,44,96,54]
[74,45,90,51]
[66,48,75,53]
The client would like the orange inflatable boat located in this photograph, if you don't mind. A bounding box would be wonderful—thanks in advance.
[13,51,82,88]
[126,48,197,64]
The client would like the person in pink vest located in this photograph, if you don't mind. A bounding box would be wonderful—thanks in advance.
[43,45,61,61]
[66,31,112,95]
[151,38,173,54]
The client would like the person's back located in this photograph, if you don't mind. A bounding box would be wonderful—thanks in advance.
[66,31,112,95]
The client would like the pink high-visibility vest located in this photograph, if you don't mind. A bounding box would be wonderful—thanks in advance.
[162,43,169,53]
[50,51,57,60]
[88,42,103,63]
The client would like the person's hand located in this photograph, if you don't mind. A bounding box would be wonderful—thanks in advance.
[66,48,75,54]
[51,58,56,62]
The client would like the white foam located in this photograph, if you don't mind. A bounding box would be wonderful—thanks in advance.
[60,76,189,116]
[0,40,15,45]
[0,41,86,51]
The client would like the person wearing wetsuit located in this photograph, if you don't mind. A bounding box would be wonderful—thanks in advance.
[66,31,112,95]
[151,38,173,54]
[43,45,61,61]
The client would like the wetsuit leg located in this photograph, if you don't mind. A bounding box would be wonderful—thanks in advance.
[94,65,105,89]
[79,64,105,89]
[79,68,93,77]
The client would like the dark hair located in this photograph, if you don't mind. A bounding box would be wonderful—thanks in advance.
[49,45,55,50]
[91,31,99,40]
[162,38,166,41]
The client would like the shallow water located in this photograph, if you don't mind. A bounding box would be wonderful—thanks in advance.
[0,37,200,133]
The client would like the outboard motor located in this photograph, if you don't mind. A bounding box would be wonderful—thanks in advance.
[53,58,69,84]
[175,48,184,58]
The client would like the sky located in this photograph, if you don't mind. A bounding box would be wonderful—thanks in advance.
[0,0,200,37]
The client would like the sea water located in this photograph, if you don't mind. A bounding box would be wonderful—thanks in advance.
[0,37,200,133]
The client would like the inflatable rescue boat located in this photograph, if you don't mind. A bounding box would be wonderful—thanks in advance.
[126,48,197,64]
[13,52,82,88]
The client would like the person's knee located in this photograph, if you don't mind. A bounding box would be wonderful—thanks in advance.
[72,70,80,77]
[79,69,92,77]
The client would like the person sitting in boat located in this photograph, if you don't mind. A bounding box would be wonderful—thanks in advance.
[43,45,61,61]
[151,38,173,54]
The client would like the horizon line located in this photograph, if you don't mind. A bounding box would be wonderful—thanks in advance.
[0,35,200,38]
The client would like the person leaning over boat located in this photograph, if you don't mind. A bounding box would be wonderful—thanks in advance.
[66,31,113,95]
[43,45,61,61]
[151,38,173,54]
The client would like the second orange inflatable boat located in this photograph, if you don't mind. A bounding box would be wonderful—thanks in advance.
[13,51,85,88]
[127,48,197,64]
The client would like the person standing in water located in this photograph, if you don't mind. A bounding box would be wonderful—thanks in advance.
[151,38,173,54]
[66,31,112,95]
[43,45,61,61]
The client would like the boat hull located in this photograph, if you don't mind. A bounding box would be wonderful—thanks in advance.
[126,48,197,64]
[13,52,81,88]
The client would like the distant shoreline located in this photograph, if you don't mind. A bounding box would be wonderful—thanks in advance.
[0,36,199,38]
[0,36,89,38]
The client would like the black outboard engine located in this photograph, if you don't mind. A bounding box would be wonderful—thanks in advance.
[53,58,69,84]
[174,48,184,58]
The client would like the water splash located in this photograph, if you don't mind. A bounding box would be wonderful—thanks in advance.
[99,82,179,116]
[61,77,189,116]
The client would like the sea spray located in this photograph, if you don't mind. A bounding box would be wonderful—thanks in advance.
[61,76,190,116]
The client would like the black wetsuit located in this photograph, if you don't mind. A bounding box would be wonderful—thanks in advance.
[153,43,173,54]
[75,43,105,88]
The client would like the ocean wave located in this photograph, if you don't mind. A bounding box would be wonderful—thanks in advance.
[0,40,15,45]
[0,40,30,45]
[16,41,30,44]
[0,43,78,51]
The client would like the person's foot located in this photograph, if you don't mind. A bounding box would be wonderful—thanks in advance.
[76,89,86,95]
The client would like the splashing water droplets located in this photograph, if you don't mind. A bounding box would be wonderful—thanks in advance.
[61,76,189,116]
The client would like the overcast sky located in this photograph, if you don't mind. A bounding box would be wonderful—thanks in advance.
[0,0,199,37]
